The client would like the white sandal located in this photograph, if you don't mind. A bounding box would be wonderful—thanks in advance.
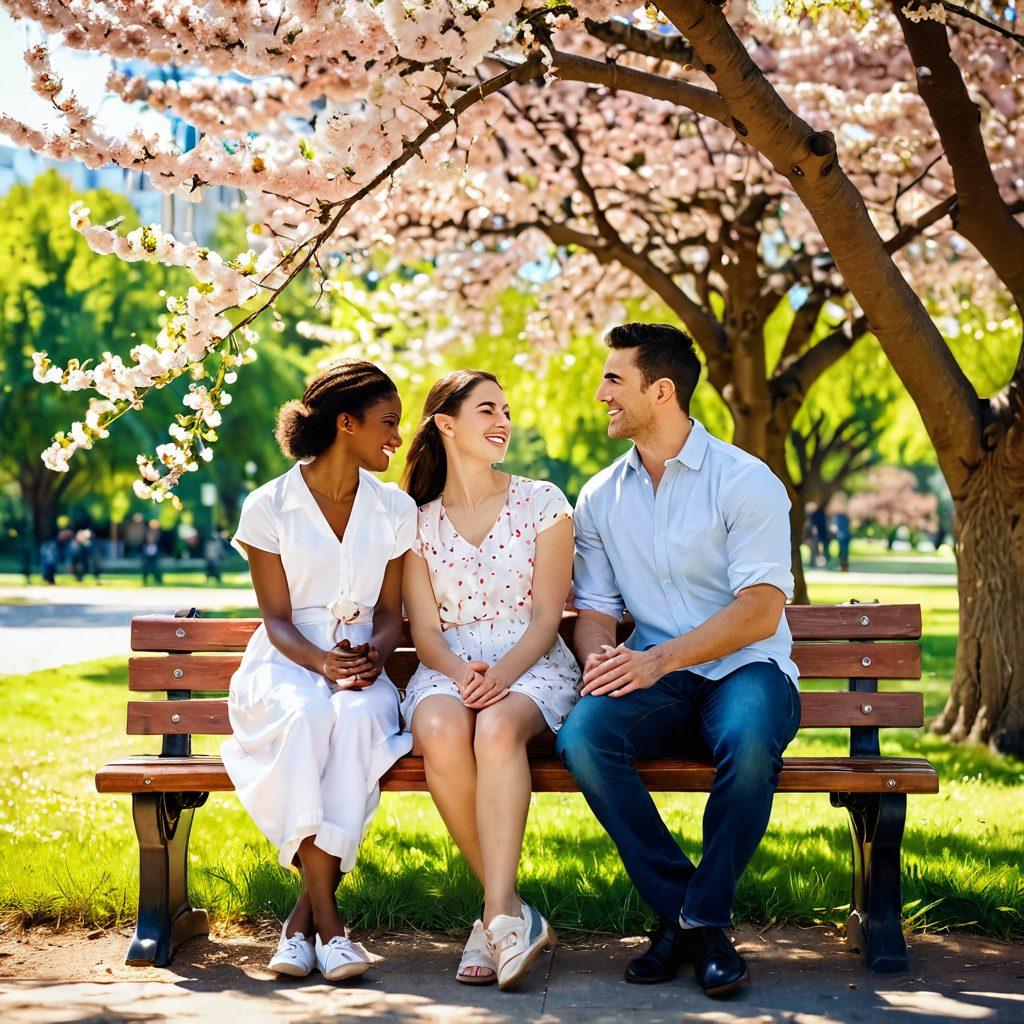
[456,919,497,985]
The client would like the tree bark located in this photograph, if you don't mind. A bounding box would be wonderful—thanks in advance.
[933,444,1024,756]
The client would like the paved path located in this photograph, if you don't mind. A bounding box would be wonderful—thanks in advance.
[0,584,255,675]
[1,925,1021,1023]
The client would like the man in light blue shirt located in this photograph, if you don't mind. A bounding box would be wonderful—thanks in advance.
[556,323,801,998]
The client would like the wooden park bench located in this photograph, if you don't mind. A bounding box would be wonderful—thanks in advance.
[96,603,937,974]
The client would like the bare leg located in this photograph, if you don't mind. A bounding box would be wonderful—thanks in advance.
[284,885,314,938]
[296,837,345,943]
[412,695,485,881]
[412,695,489,978]
[473,694,547,924]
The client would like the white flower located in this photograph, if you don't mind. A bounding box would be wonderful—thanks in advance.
[329,597,362,623]
[60,368,91,391]
[69,200,91,231]
[41,442,71,473]
[136,455,161,482]
[133,479,153,499]
[32,352,62,384]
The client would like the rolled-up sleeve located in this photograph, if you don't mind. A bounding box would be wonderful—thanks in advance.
[572,489,626,620]
[724,463,794,599]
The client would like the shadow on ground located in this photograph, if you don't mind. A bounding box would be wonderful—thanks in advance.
[1,924,1022,1023]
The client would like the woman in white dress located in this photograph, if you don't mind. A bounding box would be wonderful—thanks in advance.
[401,370,580,991]
[222,360,416,981]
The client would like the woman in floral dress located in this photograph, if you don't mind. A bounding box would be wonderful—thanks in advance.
[401,370,580,991]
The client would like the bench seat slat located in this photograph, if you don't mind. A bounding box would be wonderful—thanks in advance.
[126,690,925,737]
[95,754,940,795]
[130,604,923,653]
[128,641,921,693]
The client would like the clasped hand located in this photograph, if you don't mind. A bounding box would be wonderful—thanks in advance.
[456,659,510,709]
[580,643,664,697]
[322,638,382,692]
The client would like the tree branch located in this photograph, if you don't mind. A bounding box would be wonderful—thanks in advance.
[549,49,729,124]
[583,17,708,72]
[652,0,982,492]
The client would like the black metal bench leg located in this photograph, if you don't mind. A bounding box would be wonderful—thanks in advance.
[127,792,210,967]
[832,792,909,973]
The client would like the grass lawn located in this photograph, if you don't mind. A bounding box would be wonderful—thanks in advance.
[1,582,1021,941]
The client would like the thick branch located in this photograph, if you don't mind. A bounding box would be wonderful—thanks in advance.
[550,49,728,124]
[893,1,1024,309]
[654,0,982,493]
[583,17,708,72]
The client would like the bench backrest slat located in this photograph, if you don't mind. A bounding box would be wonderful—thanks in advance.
[130,604,923,653]
[127,640,921,693]
[126,689,924,738]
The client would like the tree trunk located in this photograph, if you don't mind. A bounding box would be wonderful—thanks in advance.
[932,453,1024,757]
[732,404,810,605]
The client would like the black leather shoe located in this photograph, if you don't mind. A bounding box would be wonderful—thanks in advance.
[624,919,687,984]
[681,926,749,997]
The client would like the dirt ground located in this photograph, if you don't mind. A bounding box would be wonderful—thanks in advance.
[1,922,1023,1023]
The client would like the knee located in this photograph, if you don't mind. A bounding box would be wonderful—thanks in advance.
[283,689,334,745]
[473,709,529,760]
[413,706,472,760]
[329,689,379,742]
[556,700,621,774]
[713,729,781,789]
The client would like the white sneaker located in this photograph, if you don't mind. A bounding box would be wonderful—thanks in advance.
[486,902,557,991]
[267,926,315,977]
[315,931,371,982]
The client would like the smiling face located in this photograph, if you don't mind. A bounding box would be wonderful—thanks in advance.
[338,392,404,472]
[435,378,511,464]
[595,347,660,440]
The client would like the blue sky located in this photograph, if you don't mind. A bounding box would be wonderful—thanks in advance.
[1,10,168,146]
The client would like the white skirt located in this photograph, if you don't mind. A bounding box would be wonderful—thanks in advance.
[221,614,413,872]
[401,617,581,734]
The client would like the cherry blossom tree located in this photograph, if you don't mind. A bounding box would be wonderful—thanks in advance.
[847,466,939,542]
[3,0,1023,749]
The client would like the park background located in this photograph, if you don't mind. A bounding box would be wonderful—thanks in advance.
[0,4,1021,955]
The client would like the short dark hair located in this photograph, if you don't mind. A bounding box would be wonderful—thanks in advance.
[605,323,701,412]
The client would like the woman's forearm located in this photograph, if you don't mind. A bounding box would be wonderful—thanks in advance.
[410,628,469,680]
[264,617,328,674]
[369,608,404,664]
[493,612,563,685]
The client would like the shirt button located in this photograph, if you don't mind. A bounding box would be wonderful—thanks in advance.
[663,579,670,584]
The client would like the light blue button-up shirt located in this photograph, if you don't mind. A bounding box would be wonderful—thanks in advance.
[572,418,799,685]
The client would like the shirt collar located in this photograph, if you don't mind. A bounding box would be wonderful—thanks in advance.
[282,460,388,523]
[627,418,710,475]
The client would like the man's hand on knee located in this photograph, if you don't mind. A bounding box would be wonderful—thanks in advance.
[580,644,665,697]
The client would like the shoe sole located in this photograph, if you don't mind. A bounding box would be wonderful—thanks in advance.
[269,961,313,978]
[497,925,557,991]
[456,970,498,986]
[704,970,750,998]
[320,961,370,982]
[624,967,680,985]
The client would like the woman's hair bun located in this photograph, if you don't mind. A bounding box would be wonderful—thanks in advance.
[274,361,397,460]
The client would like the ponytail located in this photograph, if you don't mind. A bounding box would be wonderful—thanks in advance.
[402,370,499,507]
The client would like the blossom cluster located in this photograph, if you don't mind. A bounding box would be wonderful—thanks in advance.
[34,202,269,504]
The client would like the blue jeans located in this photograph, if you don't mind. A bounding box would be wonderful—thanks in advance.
[556,660,800,927]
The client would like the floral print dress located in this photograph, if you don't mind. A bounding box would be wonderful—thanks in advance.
[402,476,581,733]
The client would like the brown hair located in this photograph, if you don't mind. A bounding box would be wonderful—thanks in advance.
[275,359,397,460]
[402,370,500,507]
[606,323,701,412]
